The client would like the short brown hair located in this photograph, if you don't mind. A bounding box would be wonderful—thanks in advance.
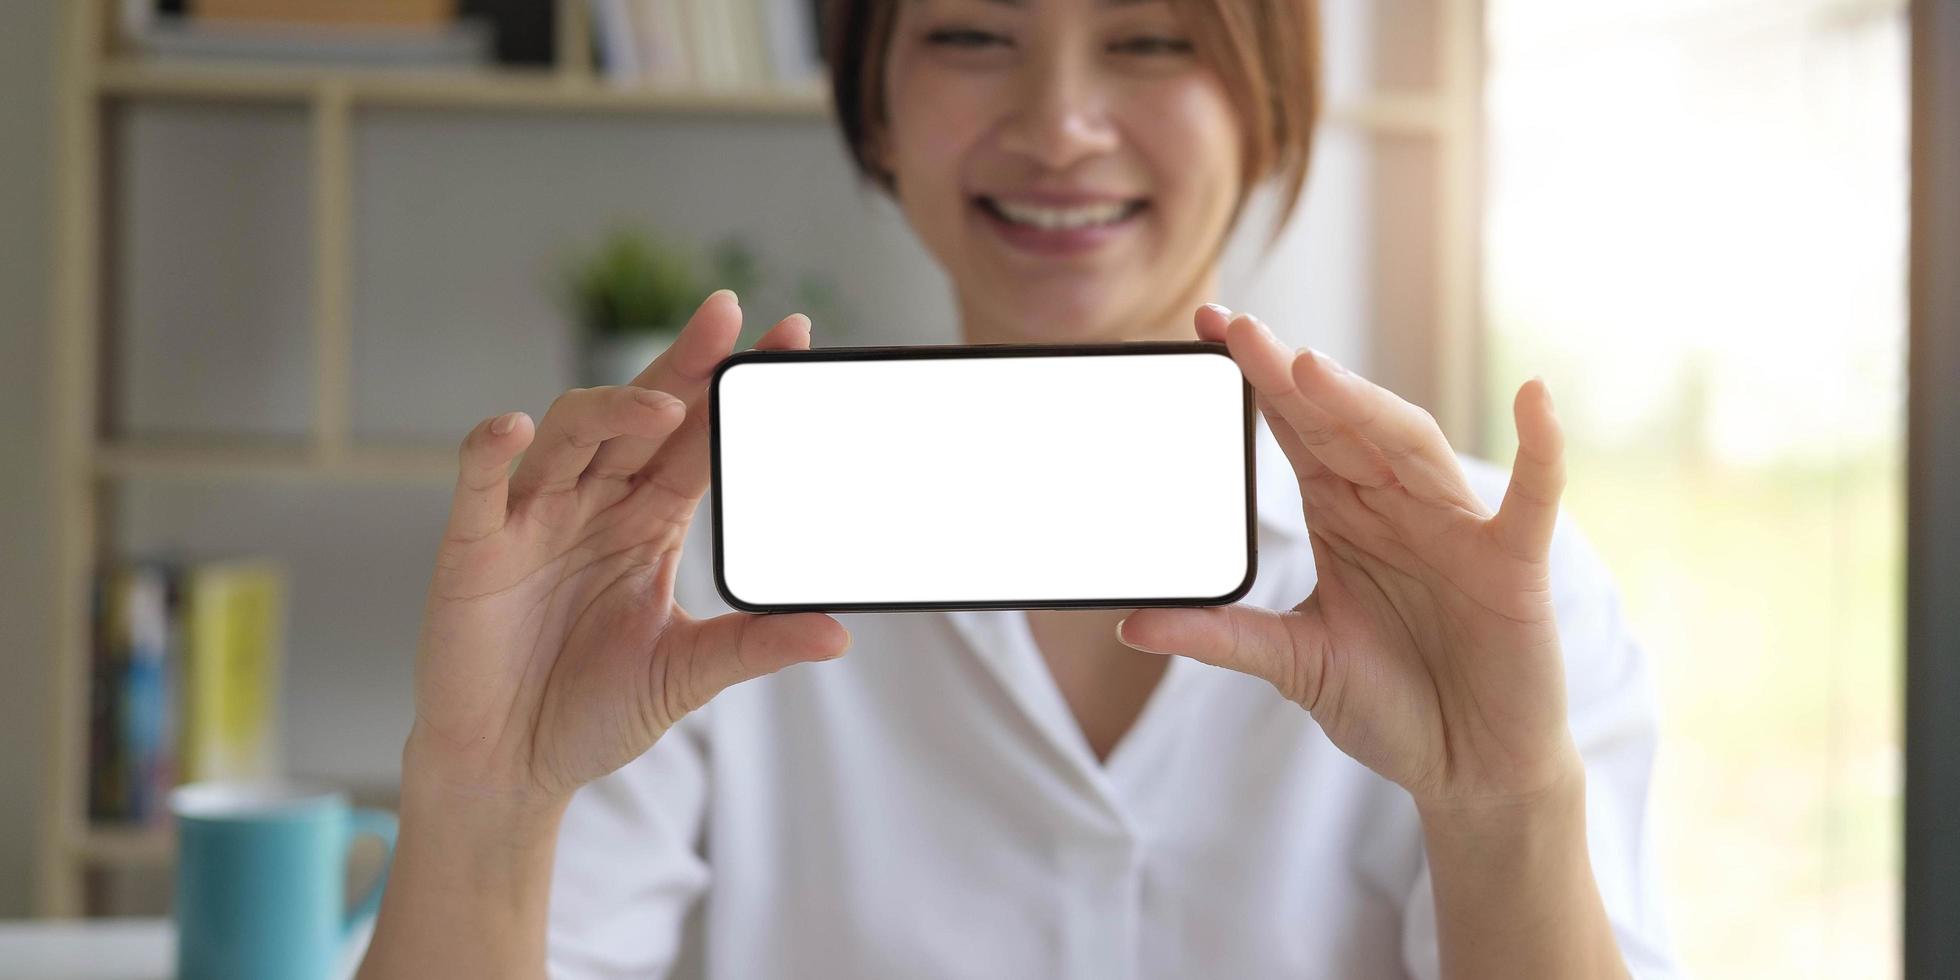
[822,0,1323,246]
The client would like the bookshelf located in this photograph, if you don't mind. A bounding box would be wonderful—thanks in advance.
[94,61,833,116]
[38,0,1483,916]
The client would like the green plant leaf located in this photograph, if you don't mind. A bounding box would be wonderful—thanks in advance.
[566,227,700,336]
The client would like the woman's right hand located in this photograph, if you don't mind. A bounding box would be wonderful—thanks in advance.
[403,288,852,814]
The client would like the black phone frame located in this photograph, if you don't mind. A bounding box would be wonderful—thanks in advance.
[707,340,1258,614]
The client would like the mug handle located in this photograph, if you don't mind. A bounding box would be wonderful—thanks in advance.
[344,808,399,941]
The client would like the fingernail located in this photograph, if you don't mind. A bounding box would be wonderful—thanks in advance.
[710,288,739,306]
[1203,302,1232,318]
[1308,347,1348,375]
[490,412,518,435]
[1535,376,1555,412]
[1115,618,1165,655]
[635,388,677,409]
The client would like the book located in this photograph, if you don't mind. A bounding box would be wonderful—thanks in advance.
[86,563,178,825]
[180,560,287,783]
[682,0,737,89]
[590,0,642,81]
[459,0,560,67]
[635,0,694,86]
[761,0,825,88]
[723,0,770,88]
[86,556,290,824]
[587,0,820,89]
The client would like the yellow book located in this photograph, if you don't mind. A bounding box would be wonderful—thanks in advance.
[181,560,286,783]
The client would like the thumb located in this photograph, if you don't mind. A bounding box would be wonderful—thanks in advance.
[660,611,852,715]
[1117,603,1328,709]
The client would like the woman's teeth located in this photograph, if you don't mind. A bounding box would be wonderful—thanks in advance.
[984,197,1143,230]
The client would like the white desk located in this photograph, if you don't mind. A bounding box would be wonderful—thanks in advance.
[0,917,372,980]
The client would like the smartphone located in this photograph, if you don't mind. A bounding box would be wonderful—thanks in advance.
[708,341,1256,613]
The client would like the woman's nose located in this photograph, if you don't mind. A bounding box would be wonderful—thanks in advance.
[996,54,1120,172]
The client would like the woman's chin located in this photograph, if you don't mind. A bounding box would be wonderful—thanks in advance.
[978,288,1133,344]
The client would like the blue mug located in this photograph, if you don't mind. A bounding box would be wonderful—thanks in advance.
[170,781,397,980]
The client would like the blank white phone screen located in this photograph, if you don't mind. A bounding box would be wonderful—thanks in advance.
[712,349,1252,608]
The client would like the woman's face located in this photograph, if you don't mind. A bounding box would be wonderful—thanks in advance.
[878,0,1244,344]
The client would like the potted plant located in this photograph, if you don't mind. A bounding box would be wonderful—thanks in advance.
[563,227,837,385]
[564,228,755,386]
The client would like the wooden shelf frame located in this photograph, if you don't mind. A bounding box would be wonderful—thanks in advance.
[71,770,410,871]
[37,0,1485,916]
[71,826,173,868]
[87,60,1458,132]
[94,61,837,117]
[42,0,111,920]
[94,441,458,484]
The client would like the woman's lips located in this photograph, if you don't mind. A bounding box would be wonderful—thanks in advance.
[972,195,1149,257]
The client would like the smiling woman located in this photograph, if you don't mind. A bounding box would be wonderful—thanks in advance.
[827,0,1319,344]
[828,0,1320,225]
[353,2,1678,978]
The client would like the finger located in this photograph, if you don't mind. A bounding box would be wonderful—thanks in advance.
[507,386,686,502]
[1116,603,1331,711]
[1194,302,1233,341]
[1491,378,1566,561]
[633,312,807,507]
[635,289,746,394]
[1288,346,1480,508]
[1195,304,1340,494]
[577,290,743,487]
[1197,305,1329,481]
[1256,394,1332,482]
[586,312,810,484]
[446,411,534,543]
[661,610,852,716]
[1223,313,1395,488]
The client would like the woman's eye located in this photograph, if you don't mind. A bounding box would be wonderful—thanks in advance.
[924,28,1011,49]
[1110,36,1195,56]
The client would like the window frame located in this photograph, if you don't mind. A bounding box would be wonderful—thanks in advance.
[1905,0,1960,972]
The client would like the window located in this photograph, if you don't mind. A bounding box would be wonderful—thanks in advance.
[1482,0,1907,974]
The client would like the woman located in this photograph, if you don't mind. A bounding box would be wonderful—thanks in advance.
[359,0,1678,977]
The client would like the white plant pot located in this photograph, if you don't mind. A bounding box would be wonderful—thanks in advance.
[581,330,678,387]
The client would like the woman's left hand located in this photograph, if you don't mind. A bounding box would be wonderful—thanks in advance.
[1117,305,1581,816]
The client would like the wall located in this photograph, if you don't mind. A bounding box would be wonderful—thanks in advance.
[0,0,61,917]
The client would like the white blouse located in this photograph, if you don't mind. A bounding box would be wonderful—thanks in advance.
[546,417,1684,979]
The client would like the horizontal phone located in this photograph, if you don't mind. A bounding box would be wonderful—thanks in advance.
[708,341,1256,613]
